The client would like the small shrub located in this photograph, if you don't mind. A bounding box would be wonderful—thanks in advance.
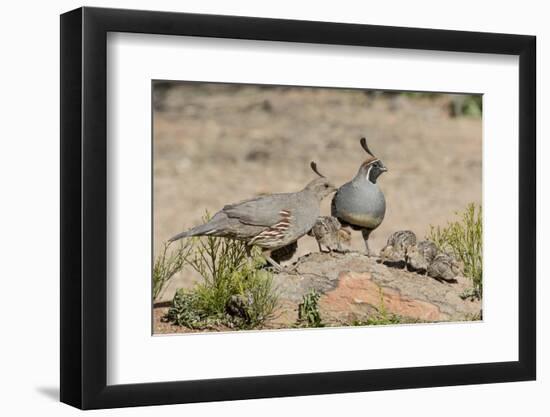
[297,290,324,328]
[163,214,279,330]
[428,203,482,297]
[191,258,279,329]
[153,241,193,301]
[164,290,210,328]
[462,95,482,117]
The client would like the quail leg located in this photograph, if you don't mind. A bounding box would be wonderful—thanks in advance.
[316,240,324,253]
[361,229,372,257]
[335,236,343,253]
[263,253,283,272]
[333,227,351,254]
[264,253,302,274]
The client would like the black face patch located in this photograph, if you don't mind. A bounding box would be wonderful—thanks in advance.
[366,160,387,183]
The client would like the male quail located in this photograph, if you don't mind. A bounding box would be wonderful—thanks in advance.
[406,240,438,273]
[169,162,337,271]
[379,230,416,268]
[331,138,387,256]
[427,252,462,282]
[308,216,351,253]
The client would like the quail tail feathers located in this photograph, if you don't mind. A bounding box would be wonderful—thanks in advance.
[168,212,232,242]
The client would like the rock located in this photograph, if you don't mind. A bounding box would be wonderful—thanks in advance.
[268,251,481,327]
[320,271,442,323]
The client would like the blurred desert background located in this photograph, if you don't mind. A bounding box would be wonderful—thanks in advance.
[153,81,482,303]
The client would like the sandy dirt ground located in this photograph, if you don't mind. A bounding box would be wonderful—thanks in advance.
[152,82,482,310]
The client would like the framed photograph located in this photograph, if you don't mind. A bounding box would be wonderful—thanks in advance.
[60,6,536,409]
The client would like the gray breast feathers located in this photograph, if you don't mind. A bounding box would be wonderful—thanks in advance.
[332,181,386,229]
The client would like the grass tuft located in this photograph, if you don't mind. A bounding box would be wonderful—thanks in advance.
[352,288,403,326]
[428,203,482,297]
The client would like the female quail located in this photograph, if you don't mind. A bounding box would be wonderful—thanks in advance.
[169,162,336,271]
[331,138,387,256]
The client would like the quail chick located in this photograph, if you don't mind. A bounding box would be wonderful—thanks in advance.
[169,162,337,271]
[406,240,438,273]
[225,294,251,322]
[308,216,350,253]
[427,252,462,282]
[331,138,387,256]
[379,230,417,268]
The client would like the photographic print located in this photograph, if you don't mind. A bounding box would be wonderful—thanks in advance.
[61,8,535,407]
[152,81,483,334]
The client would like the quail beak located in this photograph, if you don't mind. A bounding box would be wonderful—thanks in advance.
[319,183,337,199]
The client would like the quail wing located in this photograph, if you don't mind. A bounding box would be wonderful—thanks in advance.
[223,194,295,227]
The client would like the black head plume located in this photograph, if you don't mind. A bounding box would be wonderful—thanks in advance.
[310,161,325,178]
[360,137,376,157]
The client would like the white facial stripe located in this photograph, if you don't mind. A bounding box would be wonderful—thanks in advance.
[366,165,374,183]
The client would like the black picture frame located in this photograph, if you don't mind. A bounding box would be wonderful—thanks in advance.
[60,6,536,410]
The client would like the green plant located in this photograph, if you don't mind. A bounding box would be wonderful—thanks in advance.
[428,203,483,297]
[449,95,482,117]
[296,290,324,328]
[352,288,402,326]
[164,290,211,328]
[461,95,482,117]
[192,256,279,329]
[153,240,193,301]
[464,310,483,321]
[163,214,279,330]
